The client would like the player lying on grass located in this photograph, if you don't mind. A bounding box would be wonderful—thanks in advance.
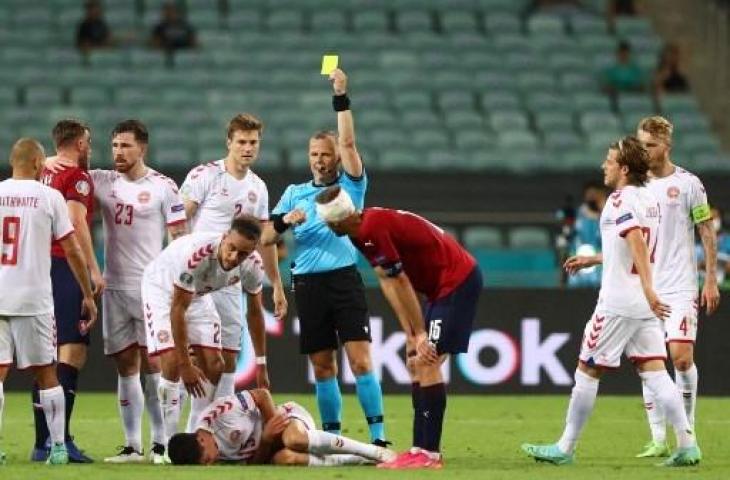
[167,388,396,466]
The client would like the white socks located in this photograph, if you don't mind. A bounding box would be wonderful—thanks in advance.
[143,372,166,446]
[40,385,66,445]
[306,430,382,461]
[215,372,235,398]
[186,380,216,433]
[557,370,599,454]
[308,454,371,466]
[640,370,695,449]
[642,382,666,443]
[118,374,144,452]
[675,364,698,428]
[158,378,181,444]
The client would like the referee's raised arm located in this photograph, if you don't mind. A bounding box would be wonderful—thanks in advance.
[329,69,363,178]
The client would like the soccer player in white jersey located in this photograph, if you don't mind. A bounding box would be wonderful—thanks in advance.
[142,216,264,447]
[523,136,701,467]
[0,138,97,465]
[181,114,285,399]
[633,116,719,457]
[166,389,395,466]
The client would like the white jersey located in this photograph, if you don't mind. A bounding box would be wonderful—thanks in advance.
[197,391,262,462]
[93,168,186,290]
[597,185,661,319]
[0,179,74,315]
[240,251,264,295]
[181,159,269,234]
[143,231,259,296]
[646,166,709,295]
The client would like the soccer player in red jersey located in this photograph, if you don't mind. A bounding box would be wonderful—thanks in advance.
[315,186,483,469]
[32,119,104,463]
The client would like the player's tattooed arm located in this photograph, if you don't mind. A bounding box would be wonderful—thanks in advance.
[697,220,720,314]
[625,229,670,319]
[171,286,207,397]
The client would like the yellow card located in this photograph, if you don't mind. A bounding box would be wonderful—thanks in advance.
[321,55,338,75]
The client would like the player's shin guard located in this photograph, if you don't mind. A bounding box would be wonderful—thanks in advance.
[143,373,165,446]
[355,372,385,442]
[642,381,667,442]
[675,364,697,428]
[158,378,181,444]
[306,430,382,461]
[32,382,51,448]
[57,363,78,442]
[418,383,446,453]
[186,380,216,433]
[315,377,342,434]
[118,374,144,452]
[39,386,66,445]
[557,370,599,455]
[215,372,236,398]
[640,370,695,449]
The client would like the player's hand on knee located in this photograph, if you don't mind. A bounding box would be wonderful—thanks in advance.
[262,413,290,443]
[329,68,347,95]
[415,333,439,365]
[180,363,207,397]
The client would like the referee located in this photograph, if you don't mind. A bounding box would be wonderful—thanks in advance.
[262,68,387,445]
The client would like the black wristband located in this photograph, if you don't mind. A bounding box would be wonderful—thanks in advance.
[272,214,290,234]
[333,94,350,112]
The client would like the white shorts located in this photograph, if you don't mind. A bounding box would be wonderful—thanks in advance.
[278,401,316,431]
[661,293,698,343]
[211,285,244,352]
[578,310,666,369]
[103,289,146,355]
[141,281,222,356]
[0,314,56,369]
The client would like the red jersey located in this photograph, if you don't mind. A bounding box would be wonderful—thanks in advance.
[41,166,94,258]
[354,208,477,301]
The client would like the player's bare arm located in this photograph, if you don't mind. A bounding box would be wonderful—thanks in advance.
[564,253,603,275]
[625,229,670,319]
[696,219,720,314]
[167,221,188,241]
[261,210,306,246]
[248,389,287,464]
[246,291,270,389]
[329,68,363,177]
[59,233,98,328]
[257,241,287,320]
[67,199,105,297]
[374,266,438,365]
[183,199,199,220]
[170,285,206,397]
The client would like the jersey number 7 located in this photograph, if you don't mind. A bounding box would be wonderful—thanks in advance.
[630,227,656,274]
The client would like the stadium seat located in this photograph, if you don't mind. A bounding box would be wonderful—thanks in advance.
[352,11,389,33]
[412,129,450,149]
[401,111,441,129]
[497,131,539,151]
[395,11,433,33]
[615,17,654,37]
[525,93,569,114]
[311,11,348,32]
[580,111,621,133]
[490,111,529,131]
[480,91,521,112]
[444,111,485,130]
[570,13,608,35]
[454,129,495,150]
[24,86,63,106]
[0,86,18,106]
[390,91,432,112]
[462,51,503,71]
[659,94,700,115]
[572,92,612,114]
[482,12,520,35]
[70,86,110,108]
[508,226,551,249]
[357,109,397,130]
[559,72,596,93]
[544,131,584,151]
[535,112,575,134]
[527,14,565,36]
[464,226,503,249]
[616,93,654,114]
[437,91,475,112]
[440,11,480,34]
[370,128,411,149]
[265,10,304,31]
[378,149,422,170]
[474,71,516,92]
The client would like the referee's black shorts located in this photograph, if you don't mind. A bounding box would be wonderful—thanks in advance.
[292,265,371,354]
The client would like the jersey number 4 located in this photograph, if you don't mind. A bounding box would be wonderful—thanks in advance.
[1,216,20,265]
[114,203,134,225]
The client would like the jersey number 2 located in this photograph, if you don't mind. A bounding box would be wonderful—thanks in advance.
[114,203,134,225]
[1,216,20,265]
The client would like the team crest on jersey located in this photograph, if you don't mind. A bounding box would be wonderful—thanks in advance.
[157,330,170,343]
[248,191,257,203]
[75,180,90,196]
[138,191,151,204]
[667,186,680,199]
[230,430,242,442]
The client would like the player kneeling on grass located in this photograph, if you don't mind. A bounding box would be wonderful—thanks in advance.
[167,388,395,466]
[522,136,701,468]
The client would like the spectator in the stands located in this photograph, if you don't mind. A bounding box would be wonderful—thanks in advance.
[697,207,730,289]
[76,0,112,53]
[653,43,690,95]
[606,0,637,31]
[150,2,197,51]
[567,181,609,288]
[601,40,645,95]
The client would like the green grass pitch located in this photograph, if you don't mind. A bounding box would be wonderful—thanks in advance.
[0,393,728,479]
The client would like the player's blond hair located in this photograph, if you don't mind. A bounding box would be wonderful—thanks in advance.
[227,113,264,140]
[638,116,673,145]
[610,135,649,186]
